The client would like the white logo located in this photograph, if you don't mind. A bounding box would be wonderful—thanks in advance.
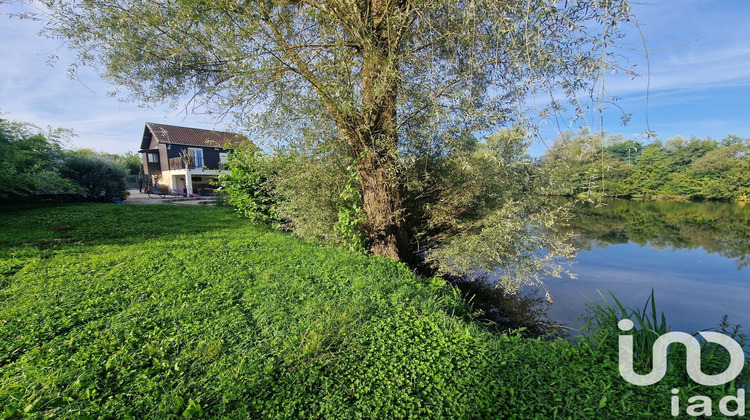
[618,318,745,386]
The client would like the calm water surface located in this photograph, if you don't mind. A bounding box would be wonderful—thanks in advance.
[543,199,750,335]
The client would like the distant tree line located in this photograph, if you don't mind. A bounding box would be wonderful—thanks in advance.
[0,117,139,204]
[538,131,750,202]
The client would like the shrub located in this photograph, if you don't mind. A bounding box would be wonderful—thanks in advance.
[0,118,82,202]
[61,152,128,201]
[217,144,280,225]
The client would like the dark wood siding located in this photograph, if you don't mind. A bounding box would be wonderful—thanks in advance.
[203,148,224,169]
[166,146,227,170]
[141,152,162,175]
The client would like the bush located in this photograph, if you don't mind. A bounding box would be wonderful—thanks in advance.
[217,144,280,225]
[0,116,136,204]
[61,152,128,201]
[0,118,82,202]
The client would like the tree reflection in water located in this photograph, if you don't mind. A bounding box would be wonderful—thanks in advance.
[560,199,750,269]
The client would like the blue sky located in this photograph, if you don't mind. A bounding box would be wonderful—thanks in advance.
[1,1,749,156]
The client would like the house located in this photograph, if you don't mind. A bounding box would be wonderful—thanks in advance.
[138,122,250,194]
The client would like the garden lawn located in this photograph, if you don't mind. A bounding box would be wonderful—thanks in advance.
[0,204,702,418]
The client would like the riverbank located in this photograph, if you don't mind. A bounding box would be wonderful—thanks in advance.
[0,204,733,417]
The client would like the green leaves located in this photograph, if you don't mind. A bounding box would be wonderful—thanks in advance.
[0,116,139,203]
[0,118,81,201]
[217,144,280,226]
[426,198,576,294]
[333,168,367,253]
[61,152,129,201]
[540,132,750,201]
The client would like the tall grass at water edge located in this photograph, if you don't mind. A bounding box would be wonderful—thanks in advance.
[581,289,750,392]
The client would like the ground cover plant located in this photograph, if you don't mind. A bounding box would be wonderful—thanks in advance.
[0,204,737,418]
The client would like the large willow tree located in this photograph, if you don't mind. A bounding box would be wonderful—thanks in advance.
[39,0,633,262]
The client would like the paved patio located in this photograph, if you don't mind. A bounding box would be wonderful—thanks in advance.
[124,189,216,205]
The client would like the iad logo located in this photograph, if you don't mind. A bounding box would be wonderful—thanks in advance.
[618,319,747,417]
[618,319,745,386]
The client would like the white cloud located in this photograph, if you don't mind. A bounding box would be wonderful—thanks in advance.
[0,3,233,154]
[612,0,750,96]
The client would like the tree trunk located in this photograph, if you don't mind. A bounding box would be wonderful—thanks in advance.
[356,143,411,261]
[345,0,411,262]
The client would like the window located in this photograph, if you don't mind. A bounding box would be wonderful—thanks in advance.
[219,152,229,170]
[147,153,159,163]
[188,148,204,168]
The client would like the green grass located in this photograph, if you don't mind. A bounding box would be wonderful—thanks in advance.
[582,289,669,368]
[582,290,749,397]
[0,204,733,418]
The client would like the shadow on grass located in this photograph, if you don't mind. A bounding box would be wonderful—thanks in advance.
[0,203,255,251]
[450,278,565,338]
[3,203,565,339]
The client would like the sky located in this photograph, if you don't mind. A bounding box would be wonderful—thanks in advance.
[1,1,749,156]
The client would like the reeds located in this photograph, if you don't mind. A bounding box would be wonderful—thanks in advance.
[582,289,749,389]
[582,289,668,367]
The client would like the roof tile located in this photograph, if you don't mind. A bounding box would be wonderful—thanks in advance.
[144,122,249,148]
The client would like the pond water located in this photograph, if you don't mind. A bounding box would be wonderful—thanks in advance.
[543,199,750,335]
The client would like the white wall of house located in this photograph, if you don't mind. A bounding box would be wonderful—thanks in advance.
[159,169,224,193]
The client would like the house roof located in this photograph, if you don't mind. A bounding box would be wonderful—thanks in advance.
[139,122,250,151]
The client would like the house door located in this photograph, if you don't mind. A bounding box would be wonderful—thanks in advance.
[174,176,186,192]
